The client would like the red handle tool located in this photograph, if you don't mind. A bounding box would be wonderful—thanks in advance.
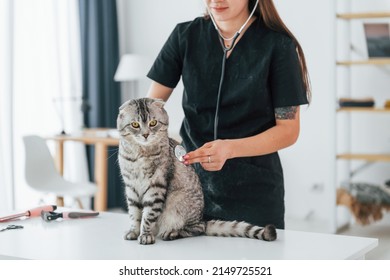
[0,205,57,222]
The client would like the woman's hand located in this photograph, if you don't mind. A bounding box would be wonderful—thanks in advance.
[183,140,233,171]
[183,106,301,171]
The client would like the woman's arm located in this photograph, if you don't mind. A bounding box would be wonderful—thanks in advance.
[184,106,301,171]
[147,81,174,101]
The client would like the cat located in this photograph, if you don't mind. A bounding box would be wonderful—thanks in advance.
[117,97,277,245]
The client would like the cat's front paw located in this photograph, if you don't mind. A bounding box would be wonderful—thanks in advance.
[138,232,155,245]
[161,230,180,241]
[124,230,139,240]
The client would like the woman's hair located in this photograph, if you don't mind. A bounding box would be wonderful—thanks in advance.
[252,0,311,102]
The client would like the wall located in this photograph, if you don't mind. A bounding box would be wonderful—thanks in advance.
[116,0,389,233]
[274,0,336,231]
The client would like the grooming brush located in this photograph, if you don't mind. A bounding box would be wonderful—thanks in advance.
[41,210,99,222]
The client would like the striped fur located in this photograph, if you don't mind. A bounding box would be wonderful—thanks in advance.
[117,98,277,245]
[206,220,276,241]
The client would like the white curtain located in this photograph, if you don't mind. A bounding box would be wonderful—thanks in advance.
[1,0,89,210]
[0,0,14,213]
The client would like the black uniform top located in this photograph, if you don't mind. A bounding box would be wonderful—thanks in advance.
[147,17,308,229]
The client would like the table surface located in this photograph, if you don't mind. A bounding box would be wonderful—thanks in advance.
[48,132,119,146]
[0,210,378,260]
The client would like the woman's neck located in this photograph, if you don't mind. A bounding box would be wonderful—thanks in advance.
[215,13,256,40]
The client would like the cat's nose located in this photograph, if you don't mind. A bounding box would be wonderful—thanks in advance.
[142,133,149,139]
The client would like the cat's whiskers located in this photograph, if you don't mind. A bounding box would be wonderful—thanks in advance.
[106,147,119,161]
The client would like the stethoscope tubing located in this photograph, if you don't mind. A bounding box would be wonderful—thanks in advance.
[206,0,259,140]
[213,33,240,140]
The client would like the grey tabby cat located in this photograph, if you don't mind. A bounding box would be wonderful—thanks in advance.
[117,97,277,245]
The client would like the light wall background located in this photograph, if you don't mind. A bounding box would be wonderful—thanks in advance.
[2,0,387,232]
[116,0,390,232]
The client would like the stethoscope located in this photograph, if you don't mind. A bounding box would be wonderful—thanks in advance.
[204,0,259,140]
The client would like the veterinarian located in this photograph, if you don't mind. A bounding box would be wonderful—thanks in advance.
[147,0,310,229]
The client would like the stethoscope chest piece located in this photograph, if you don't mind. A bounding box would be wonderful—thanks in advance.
[174,145,187,162]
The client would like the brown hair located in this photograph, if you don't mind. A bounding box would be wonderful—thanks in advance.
[252,0,311,102]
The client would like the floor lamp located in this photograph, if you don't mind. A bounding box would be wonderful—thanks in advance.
[114,54,150,101]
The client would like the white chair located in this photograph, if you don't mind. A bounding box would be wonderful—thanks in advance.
[23,135,97,209]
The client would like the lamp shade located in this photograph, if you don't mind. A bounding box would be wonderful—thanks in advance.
[114,54,150,81]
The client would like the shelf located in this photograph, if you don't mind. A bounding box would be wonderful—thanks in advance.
[337,11,390,19]
[337,154,390,162]
[334,2,390,230]
[337,59,390,66]
[337,107,390,113]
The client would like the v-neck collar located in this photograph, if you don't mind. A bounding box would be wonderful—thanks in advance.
[210,17,259,60]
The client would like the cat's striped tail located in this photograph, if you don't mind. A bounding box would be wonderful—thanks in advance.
[205,220,277,241]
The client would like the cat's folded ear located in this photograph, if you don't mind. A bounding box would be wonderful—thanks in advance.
[151,98,165,109]
[119,100,131,111]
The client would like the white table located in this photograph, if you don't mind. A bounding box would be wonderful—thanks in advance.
[0,210,377,260]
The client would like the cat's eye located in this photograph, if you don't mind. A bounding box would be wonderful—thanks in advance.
[131,122,140,128]
[149,120,157,127]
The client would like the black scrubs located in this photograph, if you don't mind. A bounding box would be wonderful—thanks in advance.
[147,17,308,229]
